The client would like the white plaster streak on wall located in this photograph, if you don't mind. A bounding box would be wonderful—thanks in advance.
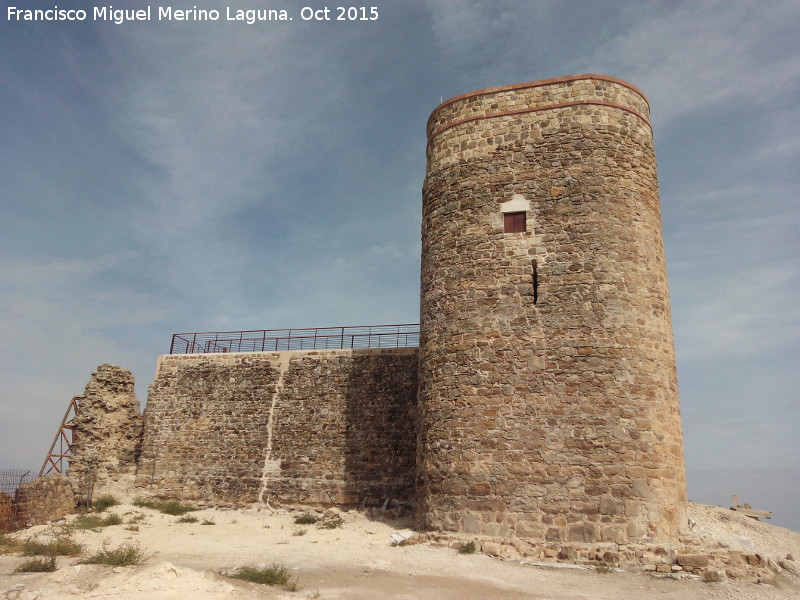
[257,351,292,504]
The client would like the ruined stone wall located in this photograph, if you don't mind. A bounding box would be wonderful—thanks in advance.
[418,74,687,548]
[136,348,417,507]
[68,364,142,504]
[15,475,75,528]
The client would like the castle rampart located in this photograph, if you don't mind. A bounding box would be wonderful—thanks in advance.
[418,74,687,546]
[136,348,417,507]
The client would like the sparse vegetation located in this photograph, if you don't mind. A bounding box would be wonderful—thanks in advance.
[201,519,216,526]
[14,556,57,572]
[0,532,20,554]
[223,563,299,590]
[80,543,148,567]
[177,515,199,524]
[127,513,147,525]
[103,513,123,526]
[458,541,476,555]
[22,536,83,556]
[133,498,199,516]
[292,527,308,536]
[66,513,123,531]
[594,563,613,574]
[92,495,119,512]
[319,517,344,530]
[159,501,199,516]
[294,513,318,525]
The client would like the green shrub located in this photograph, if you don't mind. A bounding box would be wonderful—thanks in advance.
[93,495,118,512]
[22,536,83,556]
[319,517,344,530]
[224,564,298,590]
[458,541,476,555]
[102,513,123,526]
[80,543,147,567]
[68,514,103,530]
[177,515,198,524]
[14,556,57,572]
[158,501,198,516]
[595,563,613,574]
[127,513,147,524]
[67,513,122,531]
[0,532,20,554]
[133,498,200,517]
[294,513,318,525]
[132,498,199,516]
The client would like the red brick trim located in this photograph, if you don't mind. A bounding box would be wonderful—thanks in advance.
[427,100,652,146]
[427,73,650,132]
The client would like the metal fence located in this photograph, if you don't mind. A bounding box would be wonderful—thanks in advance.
[170,323,420,354]
[0,469,31,533]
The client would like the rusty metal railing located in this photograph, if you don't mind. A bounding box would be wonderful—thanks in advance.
[169,323,419,354]
[0,469,31,533]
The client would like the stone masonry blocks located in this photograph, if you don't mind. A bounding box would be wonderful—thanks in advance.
[136,348,417,507]
[417,74,687,545]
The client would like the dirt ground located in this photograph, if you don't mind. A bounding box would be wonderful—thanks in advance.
[1,503,798,600]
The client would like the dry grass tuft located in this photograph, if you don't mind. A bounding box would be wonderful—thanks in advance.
[223,563,299,591]
[14,556,57,572]
[80,543,148,567]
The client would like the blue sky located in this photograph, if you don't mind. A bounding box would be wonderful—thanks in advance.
[1,1,798,529]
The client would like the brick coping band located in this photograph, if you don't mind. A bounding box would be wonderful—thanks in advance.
[426,74,651,145]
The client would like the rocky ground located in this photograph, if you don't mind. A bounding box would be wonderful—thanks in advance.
[1,502,798,600]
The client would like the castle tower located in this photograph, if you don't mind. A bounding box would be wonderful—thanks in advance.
[417,75,687,547]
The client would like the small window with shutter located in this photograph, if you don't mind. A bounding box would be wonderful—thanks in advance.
[504,211,526,233]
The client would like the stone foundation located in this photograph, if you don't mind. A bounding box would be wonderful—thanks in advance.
[416,531,797,584]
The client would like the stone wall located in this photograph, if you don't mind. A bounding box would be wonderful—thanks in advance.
[136,348,418,507]
[418,74,687,547]
[15,475,75,528]
[68,364,142,505]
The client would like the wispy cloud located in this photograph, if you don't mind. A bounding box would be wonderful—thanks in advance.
[589,0,800,124]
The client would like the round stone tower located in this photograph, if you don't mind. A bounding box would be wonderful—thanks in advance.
[417,74,687,548]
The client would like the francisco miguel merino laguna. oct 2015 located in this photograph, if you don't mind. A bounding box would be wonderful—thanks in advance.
[6,5,380,24]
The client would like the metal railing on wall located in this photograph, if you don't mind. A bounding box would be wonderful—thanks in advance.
[169,323,420,355]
